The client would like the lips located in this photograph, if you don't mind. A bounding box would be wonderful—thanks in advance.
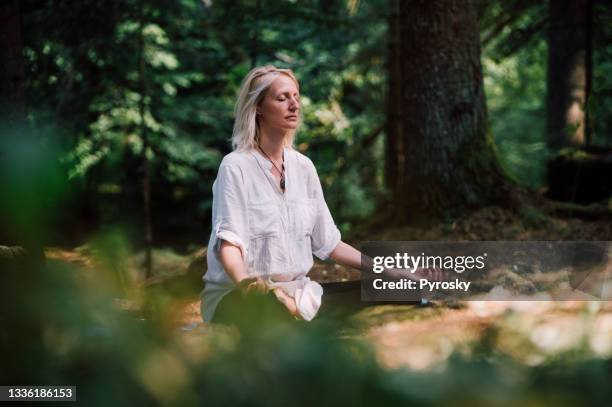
[286,115,298,119]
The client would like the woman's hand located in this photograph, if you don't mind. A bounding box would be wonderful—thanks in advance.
[237,277,268,295]
[412,267,445,282]
[273,288,301,319]
[384,266,445,282]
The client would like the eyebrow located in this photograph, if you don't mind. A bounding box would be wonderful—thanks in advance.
[275,90,300,96]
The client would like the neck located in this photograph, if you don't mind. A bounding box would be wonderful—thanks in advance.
[257,127,288,162]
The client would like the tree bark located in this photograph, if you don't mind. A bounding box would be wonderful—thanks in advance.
[250,0,261,69]
[138,0,153,278]
[0,0,25,245]
[385,0,403,197]
[0,0,25,125]
[546,0,588,149]
[584,0,593,147]
[0,0,45,264]
[0,1,46,382]
[392,0,510,222]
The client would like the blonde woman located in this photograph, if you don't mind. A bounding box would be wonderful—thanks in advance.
[201,65,442,324]
[201,65,365,324]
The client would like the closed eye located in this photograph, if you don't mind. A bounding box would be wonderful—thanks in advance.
[276,93,300,102]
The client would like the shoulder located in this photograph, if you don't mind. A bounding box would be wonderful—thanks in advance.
[219,150,253,168]
[289,148,325,197]
[216,150,255,184]
[288,148,317,175]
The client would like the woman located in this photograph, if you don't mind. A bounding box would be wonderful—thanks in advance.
[201,65,440,324]
[201,65,365,324]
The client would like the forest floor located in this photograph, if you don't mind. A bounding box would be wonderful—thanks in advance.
[45,205,612,371]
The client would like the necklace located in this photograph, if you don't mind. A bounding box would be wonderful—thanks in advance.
[258,145,285,191]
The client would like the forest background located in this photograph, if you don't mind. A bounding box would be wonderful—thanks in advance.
[2,0,611,256]
[1,0,612,405]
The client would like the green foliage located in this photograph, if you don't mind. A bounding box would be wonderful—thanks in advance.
[483,37,548,188]
[21,0,389,234]
[481,0,612,189]
[0,126,65,242]
[6,3,612,403]
[17,0,612,233]
[591,4,612,144]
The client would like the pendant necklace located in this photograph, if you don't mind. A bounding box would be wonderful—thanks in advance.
[258,145,285,191]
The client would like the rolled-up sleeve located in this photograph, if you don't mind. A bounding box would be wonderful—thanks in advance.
[212,164,249,259]
[308,163,341,260]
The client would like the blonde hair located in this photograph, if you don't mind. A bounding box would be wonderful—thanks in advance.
[231,65,301,151]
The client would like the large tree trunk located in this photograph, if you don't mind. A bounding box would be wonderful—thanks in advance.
[546,0,588,149]
[393,0,510,222]
[385,0,403,197]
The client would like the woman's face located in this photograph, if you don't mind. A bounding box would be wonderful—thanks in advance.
[257,75,300,131]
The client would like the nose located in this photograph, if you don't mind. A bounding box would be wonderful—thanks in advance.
[289,97,299,111]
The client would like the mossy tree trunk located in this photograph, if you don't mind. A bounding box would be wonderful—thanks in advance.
[389,0,511,222]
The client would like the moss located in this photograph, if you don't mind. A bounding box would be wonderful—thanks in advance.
[556,148,593,162]
[519,204,551,228]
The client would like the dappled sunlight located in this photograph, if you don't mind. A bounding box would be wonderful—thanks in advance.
[4,226,612,404]
[43,238,612,380]
[365,307,490,371]
[359,300,612,372]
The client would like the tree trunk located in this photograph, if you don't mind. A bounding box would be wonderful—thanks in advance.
[250,0,261,68]
[0,0,45,264]
[385,0,403,197]
[0,0,25,125]
[138,0,153,278]
[0,0,25,244]
[546,0,588,149]
[0,1,46,383]
[394,0,510,222]
[583,0,593,147]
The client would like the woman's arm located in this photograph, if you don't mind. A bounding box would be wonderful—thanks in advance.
[329,241,443,281]
[219,240,267,293]
[329,241,365,270]
[220,239,298,315]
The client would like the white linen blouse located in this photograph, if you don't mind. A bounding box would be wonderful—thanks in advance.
[201,147,341,322]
